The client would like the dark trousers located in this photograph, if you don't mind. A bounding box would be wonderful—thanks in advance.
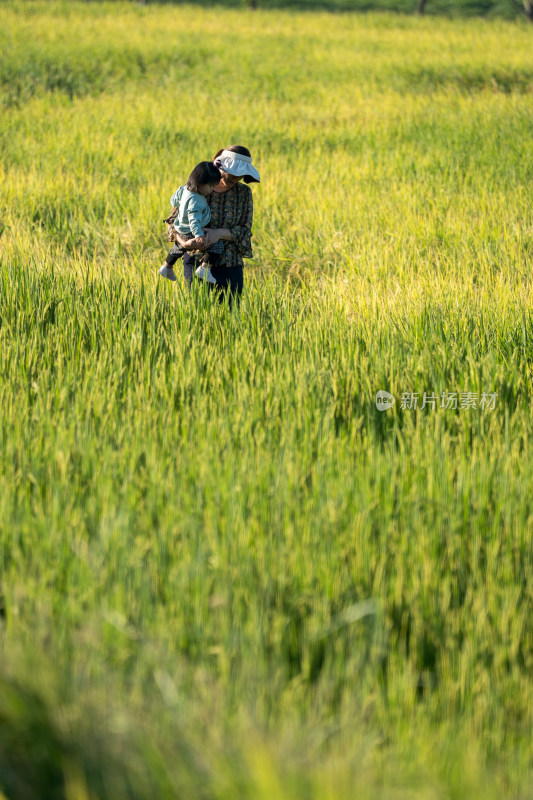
[183,252,243,304]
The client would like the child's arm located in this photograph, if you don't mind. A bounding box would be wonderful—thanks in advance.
[186,198,207,240]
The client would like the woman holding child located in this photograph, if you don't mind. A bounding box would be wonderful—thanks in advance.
[159,144,260,301]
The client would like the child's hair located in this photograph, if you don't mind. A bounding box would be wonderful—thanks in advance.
[186,161,221,193]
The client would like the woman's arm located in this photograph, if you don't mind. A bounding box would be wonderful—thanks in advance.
[175,228,229,250]
[208,228,233,243]
[228,189,253,257]
[173,231,206,249]
[187,228,232,250]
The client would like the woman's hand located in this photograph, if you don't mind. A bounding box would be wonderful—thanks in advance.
[211,228,234,242]
[202,229,223,247]
[183,231,218,251]
[174,232,206,250]
[174,229,232,251]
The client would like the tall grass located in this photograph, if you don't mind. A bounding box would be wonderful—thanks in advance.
[1,3,533,798]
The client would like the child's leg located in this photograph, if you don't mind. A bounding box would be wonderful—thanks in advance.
[195,251,218,284]
[159,245,184,281]
[163,245,183,268]
[195,261,217,284]
[201,250,222,269]
[194,242,223,284]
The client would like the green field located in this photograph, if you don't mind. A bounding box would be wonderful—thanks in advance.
[1,2,533,798]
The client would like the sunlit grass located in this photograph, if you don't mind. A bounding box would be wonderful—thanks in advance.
[1,3,533,798]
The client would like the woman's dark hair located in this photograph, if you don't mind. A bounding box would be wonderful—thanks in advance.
[226,145,251,158]
[186,161,221,193]
[213,145,255,184]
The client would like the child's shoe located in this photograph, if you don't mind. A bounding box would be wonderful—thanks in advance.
[159,265,177,281]
[195,265,217,284]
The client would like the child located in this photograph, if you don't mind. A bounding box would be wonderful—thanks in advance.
[159,161,223,284]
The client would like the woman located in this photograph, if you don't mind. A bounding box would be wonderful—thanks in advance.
[172,145,260,301]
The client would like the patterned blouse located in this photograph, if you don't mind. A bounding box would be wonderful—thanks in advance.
[207,183,254,270]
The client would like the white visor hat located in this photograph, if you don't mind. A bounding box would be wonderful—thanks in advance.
[214,149,260,183]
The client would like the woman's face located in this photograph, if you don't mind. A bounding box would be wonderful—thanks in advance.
[218,171,243,190]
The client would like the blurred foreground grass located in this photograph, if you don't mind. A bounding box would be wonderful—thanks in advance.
[1,3,533,798]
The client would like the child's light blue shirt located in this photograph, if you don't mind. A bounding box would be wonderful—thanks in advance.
[170,186,211,239]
